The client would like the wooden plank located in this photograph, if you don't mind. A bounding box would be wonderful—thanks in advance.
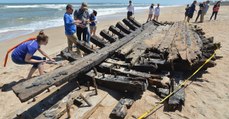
[12,22,150,102]
[90,35,107,48]
[60,48,81,62]
[76,42,95,54]
[100,29,117,43]
[36,88,107,119]
[86,71,147,93]
[122,18,137,31]
[110,98,134,119]
[109,25,126,39]
[115,22,157,60]
[14,81,79,119]
[98,62,161,79]
[128,16,142,28]
[116,22,132,34]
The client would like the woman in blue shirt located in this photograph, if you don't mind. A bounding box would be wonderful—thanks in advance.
[90,10,98,36]
[11,31,54,79]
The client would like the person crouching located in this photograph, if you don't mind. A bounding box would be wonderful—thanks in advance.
[11,31,54,79]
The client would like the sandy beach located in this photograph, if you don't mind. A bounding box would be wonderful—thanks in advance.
[1,5,229,119]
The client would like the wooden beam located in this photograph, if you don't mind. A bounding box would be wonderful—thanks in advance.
[128,16,142,28]
[122,18,138,31]
[76,42,95,54]
[90,35,107,48]
[100,29,117,43]
[116,22,132,34]
[86,71,147,93]
[109,25,126,39]
[115,22,157,60]
[12,22,150,102]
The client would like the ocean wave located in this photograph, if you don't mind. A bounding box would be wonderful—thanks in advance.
[91,6,148,16]
[0,18,63,34]
[3,4,68,10]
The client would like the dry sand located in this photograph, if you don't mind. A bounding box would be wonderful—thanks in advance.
[0,5,229,119]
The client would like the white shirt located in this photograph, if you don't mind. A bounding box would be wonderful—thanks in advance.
[127,5,134,13]
[149,7,154,15]
[154,7,160,16]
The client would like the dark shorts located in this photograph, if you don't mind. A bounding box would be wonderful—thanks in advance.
[185,12,189,16]
[12,55,43,68]
[188,13,194,18]
[127,11,133,18]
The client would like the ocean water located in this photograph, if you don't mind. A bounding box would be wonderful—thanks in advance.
[0,3,149,41]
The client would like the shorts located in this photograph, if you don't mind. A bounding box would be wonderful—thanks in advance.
[127,11,133,18]
[185,12,189,16]
[90,26,97,31]
[12,55,43,68]
[188,13,194,18]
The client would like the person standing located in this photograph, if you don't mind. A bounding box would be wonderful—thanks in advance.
[210,1,221,21]
[127,0,134,19]
[187,1,197,22]
[195,2,204,22]
[64,4,81,52]
[74,2,90,46]
[90,10,98,36]
[184,4,190,21]
[11,31,54,79]
[201,0,210,22]
[147,4,154,22]
[153,4,160,21]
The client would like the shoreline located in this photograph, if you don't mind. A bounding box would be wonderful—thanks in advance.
[0,4,184,42]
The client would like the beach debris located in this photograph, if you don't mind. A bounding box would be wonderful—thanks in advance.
[110,98,134,119]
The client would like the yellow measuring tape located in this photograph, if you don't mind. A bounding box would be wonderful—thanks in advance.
[138,50,217,119]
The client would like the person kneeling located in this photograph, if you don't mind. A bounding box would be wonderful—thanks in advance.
[11,31,55,79]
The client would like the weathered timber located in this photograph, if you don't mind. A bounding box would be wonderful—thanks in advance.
[100,29,117,43]
[60,48,81,62]
[98,62,161,79]
[109,25,126,39]
[90,35,107,48]
[155,22,178,53]
[122,18,138,31]
[152,20,164,26]
[116,22,132,34]
[110,98,134,119]
[76,42,95,54]
[126,46,147,65]
[14,81,79,119]
[115,22,157,60]
[86,71,147,93]
[168,72,185,110]
[35,86,88,119]
[12,23,147,102]
[105,58,129,66]
[128,16,142,28]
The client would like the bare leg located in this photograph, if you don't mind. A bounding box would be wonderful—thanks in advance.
[147,15,150,22]
[187,17,190,22]
[27,67,37,79]
[38,63,45,75]
[90,29,93,36]
[92,30,96,36]
[150,14,153,21]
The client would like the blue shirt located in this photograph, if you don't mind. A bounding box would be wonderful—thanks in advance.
[12,40,40,61]
[189,3,196,14]
[64,13,76,35]
[90,14,96,26]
